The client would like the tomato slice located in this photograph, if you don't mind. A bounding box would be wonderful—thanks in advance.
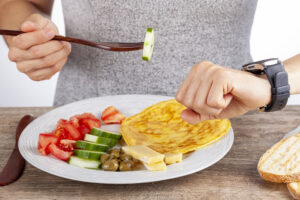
[101,106,125,124]
[101,106,118,120]
[38,134,58,155]
[48,143,73,161]
[81,118,101,130]
[71,113,98,121]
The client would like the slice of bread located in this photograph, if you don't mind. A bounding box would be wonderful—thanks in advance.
[287,182,300,199]
[257,133,300,183]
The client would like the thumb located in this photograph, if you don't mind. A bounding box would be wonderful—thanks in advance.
[21,21,39,32]
[181,108,202,124]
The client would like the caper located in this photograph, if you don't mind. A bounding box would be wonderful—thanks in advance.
[100,154,110,163]
[120,154,133,161]
[119,160,134,171]
[102,159,119,171]
[108,148,120,158]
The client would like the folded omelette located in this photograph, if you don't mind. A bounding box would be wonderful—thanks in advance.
[121,99,231,154]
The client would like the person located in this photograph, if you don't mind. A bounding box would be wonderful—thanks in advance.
[0,0,299,124]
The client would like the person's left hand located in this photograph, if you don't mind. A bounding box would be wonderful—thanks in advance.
[176,61,272,124]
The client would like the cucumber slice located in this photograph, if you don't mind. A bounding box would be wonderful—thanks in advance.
[74,149,105,160]
[84,134,118,147]
[76,140,109,152]
[90,128,122,140]
[142,28,154,61]
[68,156,101,169]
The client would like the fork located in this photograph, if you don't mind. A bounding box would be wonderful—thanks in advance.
[0,29,144,51]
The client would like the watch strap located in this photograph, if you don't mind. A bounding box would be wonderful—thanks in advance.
[263,62,290,112]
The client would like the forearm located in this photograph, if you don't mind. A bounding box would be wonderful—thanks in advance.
[0,0,53,46]
[283,54,300,94]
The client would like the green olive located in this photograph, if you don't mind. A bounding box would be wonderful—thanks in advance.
[108,148,120,158]
[132,158,140,164]
[119,160,134,171]
[120,154,133,161]
[102,159,119,171]
[100,154,110,163]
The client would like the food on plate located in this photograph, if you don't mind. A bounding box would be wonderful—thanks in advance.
[101,106,125,124]
[121,99,230,154]
[38,133,58,155]
[122,145,165,165]
[37,101,228,173]
[122,145,167,171]
[84,134,118,147]
[74,149,105,160]
[257,132,300,183]
[287,182,300,199]
[68,156,101,169]
[48,143,73,161]
[38,113,102,161]
[142,28,154,61]
[90,127,122,140]
[100,148,139,171]
[75,141,109,152]
[144,161,166,171]
[164,152,183,165]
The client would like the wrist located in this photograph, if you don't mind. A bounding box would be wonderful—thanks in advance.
[283,57,300,95]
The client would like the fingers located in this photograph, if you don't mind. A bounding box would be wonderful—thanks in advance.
[193,80,222,116]
[12,28,55,50]
[16,43,71,73]
[206,75,233,109]
[9,41,68,62]
[27,57,68,81]
[176,61,236,124]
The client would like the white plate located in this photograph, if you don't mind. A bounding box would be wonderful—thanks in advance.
[19,95,234,184]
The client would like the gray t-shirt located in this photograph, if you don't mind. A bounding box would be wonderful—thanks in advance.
[55,0,257,106]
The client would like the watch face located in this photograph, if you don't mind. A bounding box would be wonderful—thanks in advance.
[242,63,265,74]
[242,58,279,75]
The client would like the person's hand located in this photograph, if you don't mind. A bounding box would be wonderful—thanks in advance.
[176,61,272,124]
[8,14,71,81]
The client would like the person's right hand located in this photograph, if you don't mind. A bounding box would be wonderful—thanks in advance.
[8,14,71,81]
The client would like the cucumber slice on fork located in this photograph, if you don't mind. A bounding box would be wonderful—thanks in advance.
[142,28,155,61]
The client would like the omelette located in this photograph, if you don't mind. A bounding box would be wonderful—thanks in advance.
[121,99,231,154]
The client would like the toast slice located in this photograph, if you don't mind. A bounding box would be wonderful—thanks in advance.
[287,182,300,199]
[257,133,300,183]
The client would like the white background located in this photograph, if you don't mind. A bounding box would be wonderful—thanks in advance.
[0,0,299,107]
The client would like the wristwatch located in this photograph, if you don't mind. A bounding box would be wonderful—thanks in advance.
[242,58,290,112]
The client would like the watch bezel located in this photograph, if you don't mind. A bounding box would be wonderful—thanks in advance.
[242,58,280,75]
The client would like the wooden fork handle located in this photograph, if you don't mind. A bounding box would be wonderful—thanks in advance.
[0,29,144,51]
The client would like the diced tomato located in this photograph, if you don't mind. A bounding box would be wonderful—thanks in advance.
[57,119,68,128]
[101,106,125,124]
[58,139,76,151]
[81,118,101,130]
[53,128,71,140]
[57,120,82,140]
[77,125,90,136]
[69,117,80,128]
[38,134,58,155]
[48,143,73,161]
